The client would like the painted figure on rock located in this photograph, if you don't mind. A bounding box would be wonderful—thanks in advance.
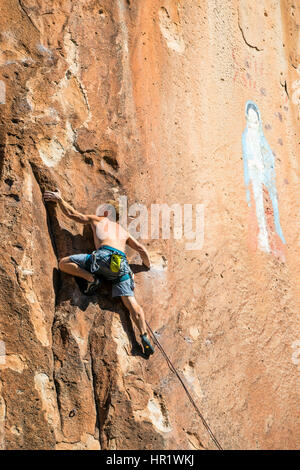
[242,100,285,261]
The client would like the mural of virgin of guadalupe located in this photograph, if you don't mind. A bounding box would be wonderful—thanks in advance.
[242,100,285,260]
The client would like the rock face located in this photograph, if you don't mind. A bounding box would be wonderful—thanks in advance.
[0,0,299,450]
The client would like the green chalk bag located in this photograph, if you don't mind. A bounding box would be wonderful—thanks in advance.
[110,254,122,273]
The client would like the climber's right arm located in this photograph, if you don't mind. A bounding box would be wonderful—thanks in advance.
[126,234,151,268]
[43,190,99,224]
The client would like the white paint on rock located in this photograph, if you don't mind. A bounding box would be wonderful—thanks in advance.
[0,355,27,373]
[158,7,185,54]
[116,0,140,136]
[189,325,201,341]
[64,32,79,75]
[34,373,61,431]
[70,326,86,357]
[0,81,6,104]
[17,253,50,347]
[38,138,65,167]
[23,171,33,203]
[134,396,172,433]
[62,32,91,126]
[111,316,133,377]
[26,295,50,347]
[0,341,5,365]
[182,363,204,400]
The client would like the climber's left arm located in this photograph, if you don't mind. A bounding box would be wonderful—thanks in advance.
[43,190,99,224]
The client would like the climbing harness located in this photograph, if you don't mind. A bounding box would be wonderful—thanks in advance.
[146,321,223,451]
[112,273,131,284]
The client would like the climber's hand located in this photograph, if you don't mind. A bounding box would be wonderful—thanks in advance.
[43,189,62,203]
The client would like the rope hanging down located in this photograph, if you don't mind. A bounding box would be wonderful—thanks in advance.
[146,321,223,451]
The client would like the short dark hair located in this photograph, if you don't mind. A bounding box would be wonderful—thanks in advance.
[246,103,259,119]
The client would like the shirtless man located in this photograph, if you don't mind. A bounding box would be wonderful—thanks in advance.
[43,189,154,356]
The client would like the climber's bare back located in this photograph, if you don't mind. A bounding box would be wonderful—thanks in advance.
[91,217,128,252]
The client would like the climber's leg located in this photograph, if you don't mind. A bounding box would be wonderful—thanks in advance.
[59,255,94,282]
[121,296,147,335]
[121,296,154,355]
[59,255,101,295]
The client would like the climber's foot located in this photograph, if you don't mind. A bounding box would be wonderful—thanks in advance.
[83,277,101,296]
[141,333,155,356]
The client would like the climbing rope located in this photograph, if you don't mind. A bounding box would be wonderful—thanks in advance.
[146,321,223,451]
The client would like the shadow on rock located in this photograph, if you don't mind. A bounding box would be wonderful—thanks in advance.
[130,263,150,275]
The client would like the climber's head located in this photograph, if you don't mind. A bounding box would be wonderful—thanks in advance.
[95,199,120,221]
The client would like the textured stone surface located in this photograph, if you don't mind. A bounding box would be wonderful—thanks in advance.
[0,0,299,450]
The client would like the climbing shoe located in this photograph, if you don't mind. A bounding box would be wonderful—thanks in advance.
[83,277,101,296]
[141,333,155,356]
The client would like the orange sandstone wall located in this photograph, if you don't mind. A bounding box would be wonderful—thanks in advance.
[0,0,299,450]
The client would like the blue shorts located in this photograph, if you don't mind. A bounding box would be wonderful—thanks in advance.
[69,245,135,298]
